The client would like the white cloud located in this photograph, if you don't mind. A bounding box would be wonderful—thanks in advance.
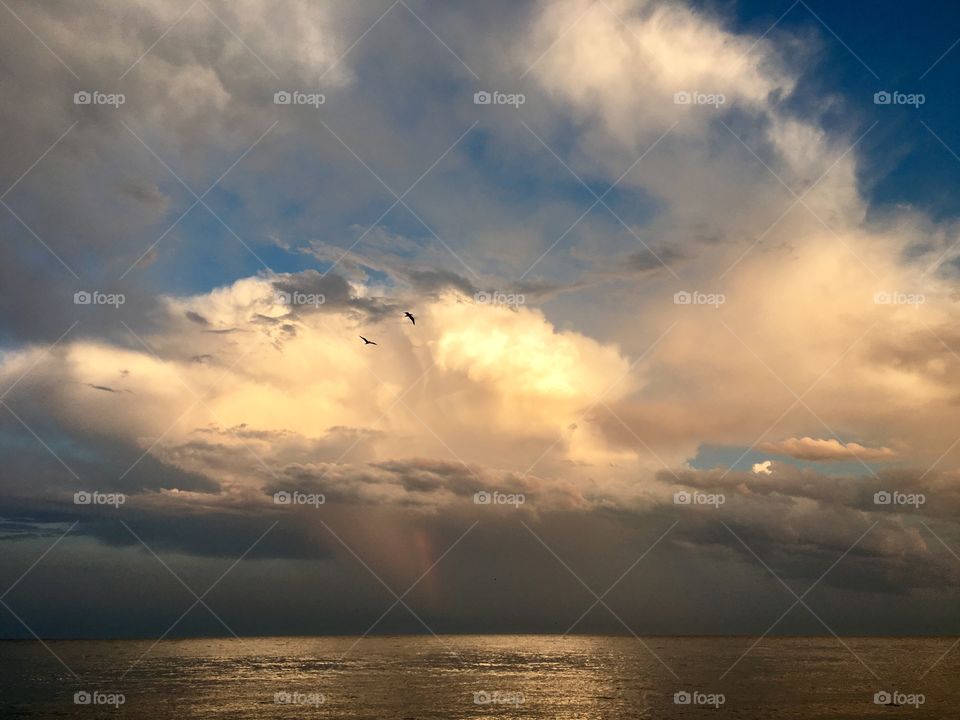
[751,460,773,475]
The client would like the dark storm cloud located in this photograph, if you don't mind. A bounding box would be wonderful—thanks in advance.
[655,464,960,594]
[271,270,399,321]
[267,456,564,508]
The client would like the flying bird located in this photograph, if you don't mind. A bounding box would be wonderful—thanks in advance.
[404,311,415,325]
[360,336,377,345]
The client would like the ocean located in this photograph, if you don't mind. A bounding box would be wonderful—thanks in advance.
[0,635,954,718]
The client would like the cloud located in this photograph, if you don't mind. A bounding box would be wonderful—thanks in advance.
[4,0,960,635]
[758,437,897,462]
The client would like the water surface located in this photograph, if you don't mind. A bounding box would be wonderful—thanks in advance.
[1,635,955,718]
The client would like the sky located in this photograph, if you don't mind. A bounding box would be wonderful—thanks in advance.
[3,0,960,646]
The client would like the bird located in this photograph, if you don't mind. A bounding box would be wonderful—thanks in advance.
[404,311,415,325]
[360,336,377,345]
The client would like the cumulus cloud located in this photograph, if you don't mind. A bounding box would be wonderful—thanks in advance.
[4,0,960,634]
[759,437,897,462]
